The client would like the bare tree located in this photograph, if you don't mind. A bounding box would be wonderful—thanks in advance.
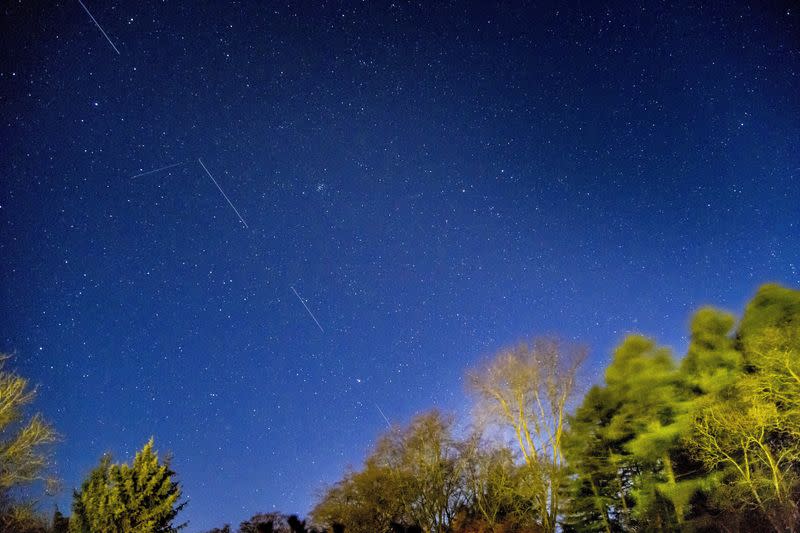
[467,338,586,533]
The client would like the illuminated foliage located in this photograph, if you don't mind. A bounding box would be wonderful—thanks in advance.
[69,439,186,533]
[0,355,57,532]
[467,339,585,533]
[0,356,57,495]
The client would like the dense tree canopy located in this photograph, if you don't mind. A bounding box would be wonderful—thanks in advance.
[562,284,800,533]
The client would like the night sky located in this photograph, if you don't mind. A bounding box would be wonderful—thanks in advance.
[1,1,798,530]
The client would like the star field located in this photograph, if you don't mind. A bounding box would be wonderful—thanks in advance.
[0,1,798,530]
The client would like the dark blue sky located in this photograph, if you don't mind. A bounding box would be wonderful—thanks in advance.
[1,1,798,530]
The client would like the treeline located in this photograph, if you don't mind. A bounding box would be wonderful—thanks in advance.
[0,283,797,532]
[308,284,800,533]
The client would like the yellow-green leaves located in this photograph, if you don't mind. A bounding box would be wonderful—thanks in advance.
[69,439,186,533]
[0,355,57,495]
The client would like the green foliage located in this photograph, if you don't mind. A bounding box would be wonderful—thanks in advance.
[69,438,186,533]
[563,385,632,532]
[561,283,800,532]
[564,335,691,530]
[738,284,800,341]
[680,307,742,397]
[314,286,799,532]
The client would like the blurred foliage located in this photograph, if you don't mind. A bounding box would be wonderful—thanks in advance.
[312,284,800,533]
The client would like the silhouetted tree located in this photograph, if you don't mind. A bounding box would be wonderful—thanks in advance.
[288,515,307,533]
[238,512,290,533]
[52,509,69,533]
[203,526,232,533]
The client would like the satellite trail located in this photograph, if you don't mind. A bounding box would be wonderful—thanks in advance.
[375,404,392,429]
[77,0,121,55]
[290,286,325,333]
[129,162,185,179]
[198,158,249,229]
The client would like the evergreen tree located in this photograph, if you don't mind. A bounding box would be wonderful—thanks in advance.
[680,307,742,398]
[563,386,632,532]
[69,438,186,533]
[564,336,683,531]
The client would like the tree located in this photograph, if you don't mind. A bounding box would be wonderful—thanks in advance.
[237,512,296,533]
[685,284,800,531]
[69,438,186,533]
[564,336,679,531]
[679,307,742,398]
[737,284,800,342]
[0,355,57,531]
[0,501,49,533]
[52,509,70,533]
[312,460,408,533]
[459,435,516,531]
[204,527,232,533]
[562,385,631,533]
[0,355,57,495]
[207,512,321,533]
[377,411,468,532]
[563,331,720,532]
[457,429,550,533]
[467,338,586,533]
[313,411,469,533]
[690,397,798,527]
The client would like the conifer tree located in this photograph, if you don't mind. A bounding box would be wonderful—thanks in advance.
[69,439,186,533]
